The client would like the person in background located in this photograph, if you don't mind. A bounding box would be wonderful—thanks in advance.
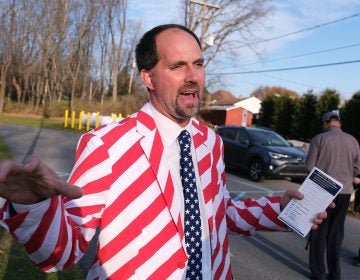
[306,111,360,280]
[352,176,360,267]
[0,24,330,280]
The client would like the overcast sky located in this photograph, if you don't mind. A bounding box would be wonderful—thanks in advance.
[128,0,360,100]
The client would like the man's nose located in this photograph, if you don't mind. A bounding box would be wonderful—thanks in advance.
[185,66,201,83]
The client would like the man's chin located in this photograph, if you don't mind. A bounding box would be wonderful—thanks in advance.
[185,105,199,117]
[175,109,198,120]
[175,100,200,118]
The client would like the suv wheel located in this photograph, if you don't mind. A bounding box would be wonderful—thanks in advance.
[248,159,264,182]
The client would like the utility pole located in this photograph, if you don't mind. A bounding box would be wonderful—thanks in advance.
[189,0,220,10]
[187,0,220,47]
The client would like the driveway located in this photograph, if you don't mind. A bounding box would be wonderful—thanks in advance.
[0,124,80,175]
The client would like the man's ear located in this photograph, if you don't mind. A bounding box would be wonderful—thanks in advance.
[140,70,154,91]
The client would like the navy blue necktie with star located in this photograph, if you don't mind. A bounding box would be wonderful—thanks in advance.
[178,130,202,279]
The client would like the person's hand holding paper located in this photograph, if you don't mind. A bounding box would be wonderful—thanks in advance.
[278,167,341,237]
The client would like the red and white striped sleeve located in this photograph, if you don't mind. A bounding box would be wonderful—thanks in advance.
[0,123,122,272]
[215,134,288,235]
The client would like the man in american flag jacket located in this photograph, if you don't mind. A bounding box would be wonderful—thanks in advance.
[0,24,329,280]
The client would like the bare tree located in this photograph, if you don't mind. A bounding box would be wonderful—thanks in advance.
[66,1,98,112]
[50,0,69,104]
[108,0,128,103]
[115,19,143,96]
[35,0,62,113]
[184,0,272,67]
[0,0,140,115]
[6,0,39,105]
[0,0,16,113]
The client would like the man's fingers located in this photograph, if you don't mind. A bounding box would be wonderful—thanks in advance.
[55,181,83,199]
[0,160,24,180]
[22,155,43,172]
[0,160,13,180]
[311,224,319,230]
[292,190,304,200]
[285,189,304,200]
[310,210,328,229]
[0,156,83,203]
[280,189,305,209]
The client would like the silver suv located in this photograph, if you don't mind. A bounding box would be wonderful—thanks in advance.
[216,126,308,182]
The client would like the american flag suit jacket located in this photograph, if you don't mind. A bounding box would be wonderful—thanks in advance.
[1,102,286,279]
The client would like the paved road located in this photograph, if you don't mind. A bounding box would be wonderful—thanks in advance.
[0,124,80,174]
[1,124,359,279]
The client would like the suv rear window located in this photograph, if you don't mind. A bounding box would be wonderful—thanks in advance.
[218,127,238,141]
[248,129,291,147]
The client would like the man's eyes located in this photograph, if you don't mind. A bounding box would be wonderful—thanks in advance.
[170,62,204,70]
[195,62,204,68]
[171,64,183,70]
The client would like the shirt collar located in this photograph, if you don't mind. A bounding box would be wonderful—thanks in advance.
[149,102,193,147]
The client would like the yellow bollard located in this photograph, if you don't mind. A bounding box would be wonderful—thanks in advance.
[78,111,84,130]
[118,113,122,118]
[71,111,75,129]
[86,112,91,131]
[95,112,100,128]
[64,110,69,128]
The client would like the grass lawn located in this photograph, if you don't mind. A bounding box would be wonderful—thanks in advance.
[0,138,12,161]
[0,113,84,132]
[0,229,85,279]
[0,114,85,279]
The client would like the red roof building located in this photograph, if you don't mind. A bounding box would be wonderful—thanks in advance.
[200,96,261,127]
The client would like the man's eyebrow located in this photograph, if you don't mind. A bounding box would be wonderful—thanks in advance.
[194,58,205,64]
[169,57,204,67]
[169,60,186,67]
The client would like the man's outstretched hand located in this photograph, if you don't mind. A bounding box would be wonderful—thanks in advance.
[280,189,335,230]
[0,155,83,204]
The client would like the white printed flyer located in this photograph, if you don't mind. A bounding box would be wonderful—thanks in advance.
[278,167,343,238]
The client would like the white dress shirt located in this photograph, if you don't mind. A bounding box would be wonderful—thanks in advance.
[150,102,212,279]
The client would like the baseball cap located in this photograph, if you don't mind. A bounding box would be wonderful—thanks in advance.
[322,111,340,122]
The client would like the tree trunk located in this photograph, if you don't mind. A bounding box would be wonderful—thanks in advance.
[0,63,10,113]
[12,77,22,102]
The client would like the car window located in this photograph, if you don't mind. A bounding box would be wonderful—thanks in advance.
[237,130,248,143]
[248,130,290,147]
[248,131,265,145]
[268,133,290,146]
[218,128,238,141]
